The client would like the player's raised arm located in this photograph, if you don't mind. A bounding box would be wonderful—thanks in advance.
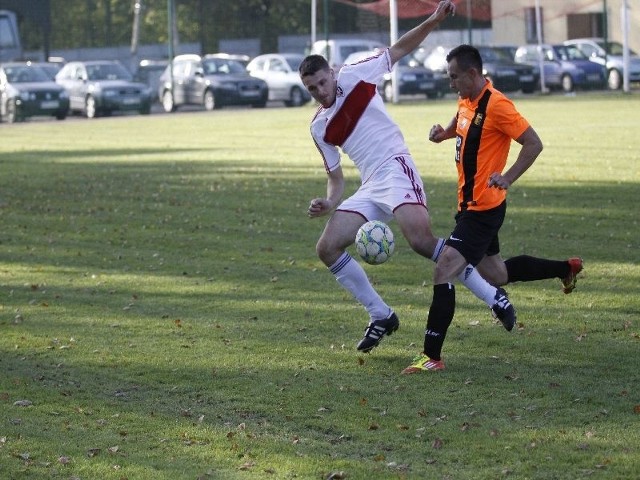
[388,0,455,65]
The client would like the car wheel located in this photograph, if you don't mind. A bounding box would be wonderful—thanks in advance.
[203,89,216,111]
[561,74,574,93]
[162,90,176,112]
[55,110,67,120]
[286,87,305,107]
[5,99,19,123]
[85,95,98,118]
[608,69,622,90]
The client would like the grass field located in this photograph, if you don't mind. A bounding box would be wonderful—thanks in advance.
[1,93,639,479]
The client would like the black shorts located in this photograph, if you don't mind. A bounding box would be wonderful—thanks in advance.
[444,201,506,266]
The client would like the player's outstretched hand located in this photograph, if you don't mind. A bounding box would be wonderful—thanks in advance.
[434,0,455,19]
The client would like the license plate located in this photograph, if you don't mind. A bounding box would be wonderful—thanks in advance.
[419,81,435,89]
[519,75,534,82]
[122,97,140,105]
[41,100,59,109]
[241,90,260,97]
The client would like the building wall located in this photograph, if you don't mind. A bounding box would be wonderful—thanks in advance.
[492,1,639,51]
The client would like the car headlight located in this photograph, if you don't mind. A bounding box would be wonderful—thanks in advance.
[20,91,33,101]
[59,90,69,99]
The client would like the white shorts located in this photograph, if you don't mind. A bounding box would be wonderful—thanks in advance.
[337,155,427,222]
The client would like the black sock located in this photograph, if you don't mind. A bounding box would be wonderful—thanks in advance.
[505,255,569,283]
[424,283,455,361]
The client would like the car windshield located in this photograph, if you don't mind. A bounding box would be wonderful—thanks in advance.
[553,45,588,60]
[598,40,637,56]
[202,58,246,75]
[284,55,304,70]
[86,62,133,81]
[477,47,510,62]
[5,65,50,83]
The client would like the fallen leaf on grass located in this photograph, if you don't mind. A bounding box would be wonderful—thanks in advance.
[13,400,32,407]
[87,448,101,457]
[326,472,347,480]
[58,456,71,465]
[634,405,640,414]
[238,461,255,470]
[432,437,444,449]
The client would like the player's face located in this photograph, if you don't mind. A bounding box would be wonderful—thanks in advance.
[301,68,336,108]
[447,58,480,100]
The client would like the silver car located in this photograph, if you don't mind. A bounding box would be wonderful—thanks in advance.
[563,37,640,89]
[246,53,311,107]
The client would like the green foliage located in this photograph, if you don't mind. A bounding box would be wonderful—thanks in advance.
[0,93,639,479]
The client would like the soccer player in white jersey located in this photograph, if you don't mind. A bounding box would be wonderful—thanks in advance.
[298,0,516,353]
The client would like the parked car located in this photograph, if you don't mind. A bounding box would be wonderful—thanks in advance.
[415,44,537,93]
[30,61,63,81]
[490,44,520,62]
[563,37,640,90]
[515,44,607,92]
[310,38,385,71]
[158,54,268,112]
[207,53,251,68]
[411,45,451,96]
[476,46,537,93]
[55,60,152,118]
[246,53,311,107]
[133,59,168,101]
[342,50,439,101]
[0,62,69,123]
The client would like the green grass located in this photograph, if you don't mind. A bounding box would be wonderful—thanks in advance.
[1,93,639,479]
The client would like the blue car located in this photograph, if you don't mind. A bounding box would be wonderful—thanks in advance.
[515,44,607,92]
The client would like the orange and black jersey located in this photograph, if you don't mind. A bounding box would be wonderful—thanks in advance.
[454,82,530,212]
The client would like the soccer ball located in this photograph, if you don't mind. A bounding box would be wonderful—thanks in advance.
[355,220,395,265]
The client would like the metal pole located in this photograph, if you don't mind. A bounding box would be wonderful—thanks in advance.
[131,1,142,55]
[467,0,472,44]
[621,0,630,92]
[534,0,547,93]
[168,0,174,94]
[390,0,398,103]
[311,0,317,48]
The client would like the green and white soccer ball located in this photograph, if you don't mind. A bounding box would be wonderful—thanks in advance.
[355,220,395,265]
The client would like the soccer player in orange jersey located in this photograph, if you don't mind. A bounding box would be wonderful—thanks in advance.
[402,45,583,374]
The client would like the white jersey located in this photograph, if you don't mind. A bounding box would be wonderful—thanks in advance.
[309,48,410,184]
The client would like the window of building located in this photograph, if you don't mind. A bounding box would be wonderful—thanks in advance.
[567,13,604,39]
[525,7,544,44]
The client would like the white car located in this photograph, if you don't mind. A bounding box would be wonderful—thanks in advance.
[310,38,385,71]
[563,37,640,89]
[246,53,311,107]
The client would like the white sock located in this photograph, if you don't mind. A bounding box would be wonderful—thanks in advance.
[431,238,446,262]
[330,252,392,321]
[457,265,498,306]
[431,238,497,307]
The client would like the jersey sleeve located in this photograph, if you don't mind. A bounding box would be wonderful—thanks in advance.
[492,95,530,139]
[339,48,392,85]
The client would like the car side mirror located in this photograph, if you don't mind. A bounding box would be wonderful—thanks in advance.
[195,67,204,77]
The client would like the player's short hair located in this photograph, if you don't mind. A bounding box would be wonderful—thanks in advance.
[446,44,483,73]
[299,55,330,78]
